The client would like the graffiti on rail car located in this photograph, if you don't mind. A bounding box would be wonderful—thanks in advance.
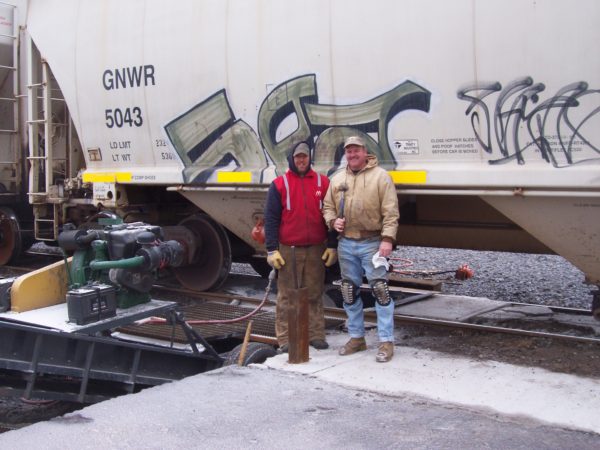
[458,77,600,167]
[165,74,431,183]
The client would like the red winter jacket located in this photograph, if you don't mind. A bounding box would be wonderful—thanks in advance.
[264,167,329,251]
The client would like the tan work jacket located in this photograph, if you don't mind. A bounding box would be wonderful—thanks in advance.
[323,155,399,242]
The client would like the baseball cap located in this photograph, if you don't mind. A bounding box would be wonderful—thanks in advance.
[292,142,310,156]
[344,136,366,148]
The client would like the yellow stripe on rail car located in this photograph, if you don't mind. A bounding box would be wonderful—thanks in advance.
[216,171,252,183]
[388,171,427,184]
[82,172,132,183]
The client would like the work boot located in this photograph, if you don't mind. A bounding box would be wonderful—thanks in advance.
[279,344,288,353]
[310,339,329,350]
[338,337,367,356]
[375,342,394,363]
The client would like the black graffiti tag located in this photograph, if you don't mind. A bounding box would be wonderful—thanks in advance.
[458,78,599,167]
[457,81,502,154]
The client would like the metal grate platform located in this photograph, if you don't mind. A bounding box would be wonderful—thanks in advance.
[119,302,276,343]
[119,301,344,344]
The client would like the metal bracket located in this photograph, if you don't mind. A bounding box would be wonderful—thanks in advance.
[167,309,224,363]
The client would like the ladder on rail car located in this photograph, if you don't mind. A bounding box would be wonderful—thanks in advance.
[0,2,20,200]
[26,35,72,241]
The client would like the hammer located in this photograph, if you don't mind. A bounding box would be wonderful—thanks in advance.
[338,183,348,219]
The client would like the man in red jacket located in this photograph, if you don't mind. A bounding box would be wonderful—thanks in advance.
[264,141,337,352]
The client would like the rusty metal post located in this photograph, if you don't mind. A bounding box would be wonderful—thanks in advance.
[288,246,309,363]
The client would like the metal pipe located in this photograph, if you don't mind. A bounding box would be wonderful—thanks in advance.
[42,62,52,194]
[89,255,145,270]
[172,185,599,198]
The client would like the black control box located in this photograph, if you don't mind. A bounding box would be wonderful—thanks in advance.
[67,284,117,325]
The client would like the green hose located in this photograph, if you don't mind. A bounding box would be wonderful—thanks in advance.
[89,255,145,270]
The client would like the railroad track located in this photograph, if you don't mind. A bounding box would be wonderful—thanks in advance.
[1,258,598,346]
[151,283,600,346]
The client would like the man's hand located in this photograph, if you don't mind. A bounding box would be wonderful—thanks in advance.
[321,248,338,267]
[267,250,285,269]
[378,240,393,258]
[333,218,346,233]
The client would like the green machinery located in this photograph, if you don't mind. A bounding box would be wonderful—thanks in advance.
[58,221,184,314]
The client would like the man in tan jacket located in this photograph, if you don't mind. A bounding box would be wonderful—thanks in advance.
[322,136,399,362]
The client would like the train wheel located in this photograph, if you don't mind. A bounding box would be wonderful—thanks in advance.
[224,342,277,366]
[174,214,232,291]
[0,207,23,266]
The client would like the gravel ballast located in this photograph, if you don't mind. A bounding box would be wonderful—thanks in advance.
[238,246,595,311]
[392,246,595,310]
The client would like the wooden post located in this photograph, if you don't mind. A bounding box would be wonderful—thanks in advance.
[237,320,253,366]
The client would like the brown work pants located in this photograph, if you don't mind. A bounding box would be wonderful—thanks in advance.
[276,243,326,346]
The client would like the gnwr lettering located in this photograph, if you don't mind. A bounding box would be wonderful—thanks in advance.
[103,65,155,90]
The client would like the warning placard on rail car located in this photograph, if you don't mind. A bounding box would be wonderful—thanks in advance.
[393,139,419,155]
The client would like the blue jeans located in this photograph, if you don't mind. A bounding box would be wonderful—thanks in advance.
[338,237,394,342]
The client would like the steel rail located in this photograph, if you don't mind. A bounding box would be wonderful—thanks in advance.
[152,283,600,346]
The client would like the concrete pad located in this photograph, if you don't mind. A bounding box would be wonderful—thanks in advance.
[264,331,600,434]
[1,364,598,449]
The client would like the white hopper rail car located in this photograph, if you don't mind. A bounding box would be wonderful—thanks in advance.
[0,0,598,312]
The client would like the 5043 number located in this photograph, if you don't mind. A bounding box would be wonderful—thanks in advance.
[105,107,143,128]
